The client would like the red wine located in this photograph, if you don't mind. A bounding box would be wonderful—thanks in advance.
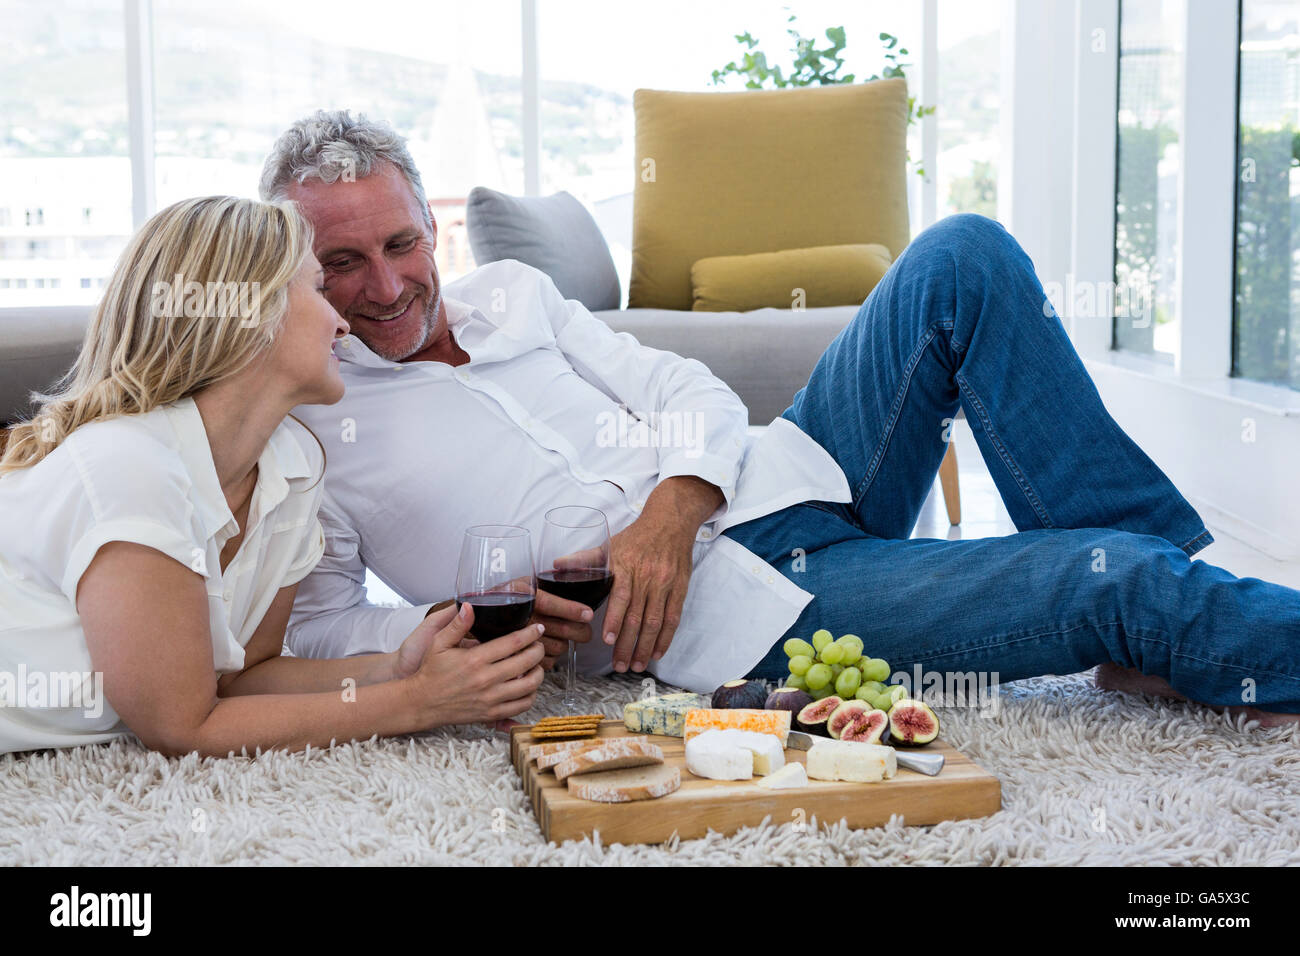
[457,591,535,640]
[536,569,614,610]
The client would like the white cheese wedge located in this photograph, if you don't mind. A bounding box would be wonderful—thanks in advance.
[728,729,785,776]
[685,729,753,780]
[806,739,897,783]
[685,728,786,780]
[756,762,808,790]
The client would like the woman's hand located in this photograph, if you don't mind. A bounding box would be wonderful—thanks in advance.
[401,603,547,728]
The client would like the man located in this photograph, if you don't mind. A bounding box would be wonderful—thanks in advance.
[268,110,1300,726]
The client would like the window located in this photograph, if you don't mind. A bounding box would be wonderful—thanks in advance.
[1114,0,1184,363]
[1234,0,1300,391]
[0,0,131,307]
[151,0,523,282]
[936,0,1003,219]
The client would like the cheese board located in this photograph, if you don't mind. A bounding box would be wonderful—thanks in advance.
[510,720,1000,845]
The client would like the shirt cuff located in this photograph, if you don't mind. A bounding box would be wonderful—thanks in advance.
[656,451,740,523]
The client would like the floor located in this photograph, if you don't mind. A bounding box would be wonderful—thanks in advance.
[914,417,1300,591]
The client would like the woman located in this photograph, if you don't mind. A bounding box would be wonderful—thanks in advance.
[0,196,545,757]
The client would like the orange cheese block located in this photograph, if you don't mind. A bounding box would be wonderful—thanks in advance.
[682,708,791,745]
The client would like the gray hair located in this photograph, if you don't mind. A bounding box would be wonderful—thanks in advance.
[259,109,432,227]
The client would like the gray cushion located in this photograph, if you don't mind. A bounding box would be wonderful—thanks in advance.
[466,187,621,312]
[0,306,89,424]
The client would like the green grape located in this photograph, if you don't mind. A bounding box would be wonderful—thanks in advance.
[855,686,877,702]
[861,658,891,683]
[788,654,814,677]
[809,683,836,700]
[811,629,834,654]
[820,643,845,666]
[785,673,807,690]
[804,662,833,690]
[888,684,909,705]
[871,691,895,712]
[836,635,864,662]
[830,663,844,679]
[835,666,862,698]
[862,680,887,697]
[783,637,816,659]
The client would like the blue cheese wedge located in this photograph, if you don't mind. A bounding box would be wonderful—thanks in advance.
[623,693,709,737]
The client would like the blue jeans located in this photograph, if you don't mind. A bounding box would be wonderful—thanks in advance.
[727,214,1300,713]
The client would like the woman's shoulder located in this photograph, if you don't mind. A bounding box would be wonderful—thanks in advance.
[62,405,194,495]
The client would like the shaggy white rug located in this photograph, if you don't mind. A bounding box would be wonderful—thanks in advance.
[1,669,1296,866]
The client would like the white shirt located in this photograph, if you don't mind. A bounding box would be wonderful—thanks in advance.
[0,397,326,753]
[287,260,851,691]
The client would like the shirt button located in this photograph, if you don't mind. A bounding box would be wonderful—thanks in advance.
[223,588,233,602]
[751,566,761,575]
[699,530,712,540]
[457,371,470,381]
[766,576,775,584]
[341,340,351,350]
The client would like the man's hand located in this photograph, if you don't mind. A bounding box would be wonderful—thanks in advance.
[531,589,594,670]
[602,476,724,672]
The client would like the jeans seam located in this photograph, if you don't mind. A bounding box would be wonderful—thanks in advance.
[954,372,1055,529]
[853,322,942,509]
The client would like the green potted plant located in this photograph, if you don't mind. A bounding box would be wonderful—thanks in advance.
[710,14,935,175]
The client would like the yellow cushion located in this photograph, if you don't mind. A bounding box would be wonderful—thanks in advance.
[629,78,911,311]
[691,243,893,312]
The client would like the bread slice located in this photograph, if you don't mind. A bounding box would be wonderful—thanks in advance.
[567,764,682,803]
[537,736,648,771]
[552,739,664,782]
[527,738,599,763]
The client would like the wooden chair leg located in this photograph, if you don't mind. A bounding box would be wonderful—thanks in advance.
[939,441,961,526]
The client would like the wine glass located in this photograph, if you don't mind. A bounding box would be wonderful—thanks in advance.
[455,525,536,641]
[536,506,614,713]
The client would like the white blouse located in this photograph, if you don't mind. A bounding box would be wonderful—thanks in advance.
[0,396,326,754]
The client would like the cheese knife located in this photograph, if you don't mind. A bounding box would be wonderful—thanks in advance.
[785,731,945,776]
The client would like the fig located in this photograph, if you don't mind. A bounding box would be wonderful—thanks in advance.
[712,679,769,710]
[887,699,940,746]
[765,687,814,717]
[796,695,843,736]
[826,699,870,739]
[838,708,889,745]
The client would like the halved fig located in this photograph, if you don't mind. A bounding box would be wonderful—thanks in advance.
[827,699,870,739]
[796,696,843,736]
[887,699,940,746]
[838,708,890,745]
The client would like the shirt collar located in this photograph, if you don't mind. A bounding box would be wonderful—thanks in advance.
[161,396,312,540]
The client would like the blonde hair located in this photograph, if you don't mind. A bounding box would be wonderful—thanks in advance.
[0,196,313,475]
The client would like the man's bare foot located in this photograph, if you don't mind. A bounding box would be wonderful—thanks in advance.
[1093,662,1300,727]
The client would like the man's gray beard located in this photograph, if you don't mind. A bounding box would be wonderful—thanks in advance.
[362,291,441,362]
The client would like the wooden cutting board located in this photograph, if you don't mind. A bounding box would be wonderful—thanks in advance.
[511,721,1000,845]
